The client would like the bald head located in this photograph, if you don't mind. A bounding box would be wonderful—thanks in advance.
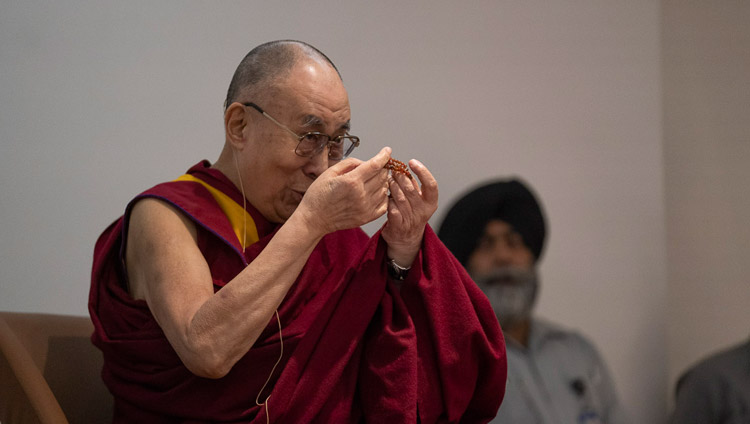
[224,40,341,111]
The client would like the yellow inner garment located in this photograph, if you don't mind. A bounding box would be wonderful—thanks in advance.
[175,174,259,250]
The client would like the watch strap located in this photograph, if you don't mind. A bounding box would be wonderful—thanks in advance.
[386,258,411,281]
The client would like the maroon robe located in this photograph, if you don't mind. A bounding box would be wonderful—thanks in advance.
[89,161,506,423]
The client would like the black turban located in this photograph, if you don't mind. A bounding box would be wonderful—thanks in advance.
[436,179,547,266]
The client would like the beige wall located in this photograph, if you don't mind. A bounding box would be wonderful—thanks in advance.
[663,0,750,408]
[5,1,726,422]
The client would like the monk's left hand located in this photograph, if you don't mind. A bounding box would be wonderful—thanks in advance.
[381,159,438,267]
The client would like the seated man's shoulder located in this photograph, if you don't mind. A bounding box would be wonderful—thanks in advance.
[534,318,595,346]
[678,339,750,389]
[533,318,602,360]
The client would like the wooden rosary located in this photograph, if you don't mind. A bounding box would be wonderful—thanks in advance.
[385,157,413,179]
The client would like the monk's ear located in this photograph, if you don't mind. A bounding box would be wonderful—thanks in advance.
[224,102,248,149]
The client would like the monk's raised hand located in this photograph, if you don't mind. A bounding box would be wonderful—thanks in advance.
[297,147,391,236]
[382,158,438,266]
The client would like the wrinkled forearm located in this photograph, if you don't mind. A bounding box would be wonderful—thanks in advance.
[168,212,324,378]
[385,225,425,267]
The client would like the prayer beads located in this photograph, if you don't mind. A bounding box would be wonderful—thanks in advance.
[385,158,412,179]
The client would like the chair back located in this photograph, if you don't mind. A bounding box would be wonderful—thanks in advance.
[0,311,113,424]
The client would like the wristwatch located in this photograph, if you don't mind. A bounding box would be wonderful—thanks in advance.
[386,258,411,281]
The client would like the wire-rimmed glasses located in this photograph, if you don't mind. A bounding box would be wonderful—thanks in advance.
[243,102,360,161]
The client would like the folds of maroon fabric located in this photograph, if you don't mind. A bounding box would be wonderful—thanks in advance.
[89,161,506,423]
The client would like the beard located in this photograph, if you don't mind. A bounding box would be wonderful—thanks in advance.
[471,266,539,330]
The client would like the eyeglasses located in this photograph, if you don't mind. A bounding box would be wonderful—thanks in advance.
[243,102,360,161]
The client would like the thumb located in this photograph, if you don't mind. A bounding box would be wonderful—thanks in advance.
[355,146,392,178]
[326,157,364,177]
[374,146,392,167]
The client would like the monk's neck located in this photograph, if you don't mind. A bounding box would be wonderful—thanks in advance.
[211,151,241,191]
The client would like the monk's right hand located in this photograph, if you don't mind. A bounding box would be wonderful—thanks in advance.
[296,147,392,236]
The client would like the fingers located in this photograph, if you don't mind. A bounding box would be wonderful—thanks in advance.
[347,148,390,202]
[388,172,416,207]
[409,159,438,205]
[349,147,392,180]
[373,146,392,167]
[381,157,438,265]
[326,157,363,177]
[388,159,437,205]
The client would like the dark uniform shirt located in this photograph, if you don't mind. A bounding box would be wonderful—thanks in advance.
[671,339,750,424]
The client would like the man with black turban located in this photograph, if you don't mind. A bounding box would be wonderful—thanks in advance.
[438,179,628,424]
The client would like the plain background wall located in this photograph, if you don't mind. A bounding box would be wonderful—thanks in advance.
[12,1,744,422]
[663,0,750,410]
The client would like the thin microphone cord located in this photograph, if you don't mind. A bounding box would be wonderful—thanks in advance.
[233,151,248,254]
[256,310,284,424]
[234,150,284,424]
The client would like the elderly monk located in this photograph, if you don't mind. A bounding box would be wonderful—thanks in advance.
[438,179,627,424]
[89,40,506,423]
